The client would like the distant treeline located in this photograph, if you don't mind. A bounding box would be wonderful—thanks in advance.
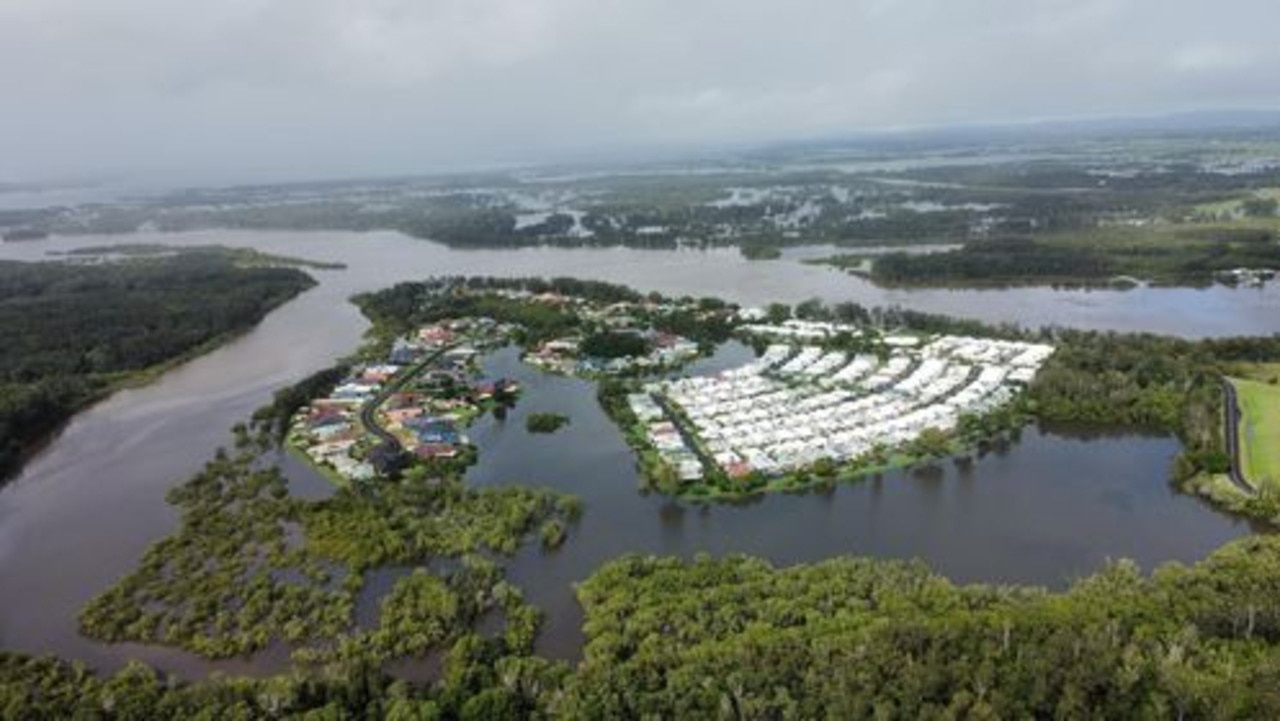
[0,255,314,481]
[10,158,1280,266]
[863,229,1280,286]
[873,237,1116,284]
[353,276,736,348]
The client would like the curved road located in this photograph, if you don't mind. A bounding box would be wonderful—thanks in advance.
[359,344,457,450]
[1220,376,1257,494]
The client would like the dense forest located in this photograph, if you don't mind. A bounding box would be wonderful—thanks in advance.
[579,332,648,359]
[0,255,314,481]
[353,276,737,351]
[78,439,581,662]
[873,237,1116,284]
[864,227,1280,287]
[353,276,643,338]
[13,534,1280,718]
[566,541,1280,719]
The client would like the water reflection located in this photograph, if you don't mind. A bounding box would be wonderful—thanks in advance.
[464,343,1251,661]
[0,229,1266,679]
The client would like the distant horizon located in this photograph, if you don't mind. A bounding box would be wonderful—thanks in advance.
[6,0,1280,188]
[6,106,1280,193]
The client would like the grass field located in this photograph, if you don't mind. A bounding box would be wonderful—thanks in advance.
[1193,187,1280,217]
[1230,376,1280,490]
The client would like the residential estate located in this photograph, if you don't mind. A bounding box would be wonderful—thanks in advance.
[629,322,1054,482]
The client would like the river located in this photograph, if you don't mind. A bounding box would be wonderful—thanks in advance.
[0,229,1269,677]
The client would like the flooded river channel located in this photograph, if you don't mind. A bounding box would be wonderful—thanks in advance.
[0,229,1270,676]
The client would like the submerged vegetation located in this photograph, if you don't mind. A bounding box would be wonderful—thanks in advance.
[739,242,782,260]
[15,534,1280,717]
[525,412,570,434]
[53,242,349,270]
[79,430,580,663]
[1028,331,1280,522]
[11,263,1280,716]
[9,131,1280,298]
[0,254,314,482]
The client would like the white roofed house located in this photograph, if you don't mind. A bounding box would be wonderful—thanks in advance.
[627,393,665,422]
[645,327,1053,485]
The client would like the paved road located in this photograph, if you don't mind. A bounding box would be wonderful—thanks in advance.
[1220,376,1257,494]
[360,344,457,451]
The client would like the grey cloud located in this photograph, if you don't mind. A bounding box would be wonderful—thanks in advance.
[2,0,1279,182]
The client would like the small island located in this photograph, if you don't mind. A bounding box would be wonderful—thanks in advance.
[739,243,782,260]
[526,412,570,434]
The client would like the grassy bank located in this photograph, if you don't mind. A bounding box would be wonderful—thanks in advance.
[1231,376,1280,490]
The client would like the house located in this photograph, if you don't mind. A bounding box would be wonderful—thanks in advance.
[444,346,478,364]
[360,364,400,383]
[532,292,569,306]
[420,370,464,390]
[542,338,580,354]
[677,459,704,481]
[406,416,460,444]
[306,409,347,429]
[385,392,422,410]
[415,443,460,460]
[389,341,422,365]
[384,406,424,425]
[418,326,456,347]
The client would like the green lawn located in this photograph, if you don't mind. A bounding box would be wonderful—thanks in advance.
[1193,187,1280,216]
[1231,377,1280,489]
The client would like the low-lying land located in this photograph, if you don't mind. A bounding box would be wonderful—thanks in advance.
[348,279,1045,498]
[284,316,519,485]
[624,325,1050,497]
[281,278,727,489]
[335,276,1280,513]
[22,273,1280,718]
[0,252,316,482]
[51,242,349,270]
[14,534,1280,717]
[813,223,1280,288]
[79,427,580,665]
[11,129,1280,293]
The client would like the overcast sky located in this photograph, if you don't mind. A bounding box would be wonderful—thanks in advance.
[3,0,1280,183]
